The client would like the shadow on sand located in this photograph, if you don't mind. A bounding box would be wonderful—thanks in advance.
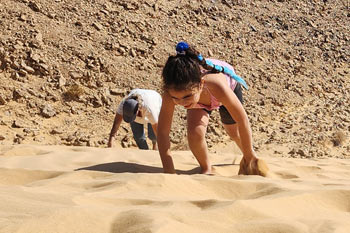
[76,162,201,175]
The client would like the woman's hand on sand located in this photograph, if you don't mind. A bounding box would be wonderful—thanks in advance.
[238,156,269,177]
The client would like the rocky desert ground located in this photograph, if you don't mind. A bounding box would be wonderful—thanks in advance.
[0,0,349,158]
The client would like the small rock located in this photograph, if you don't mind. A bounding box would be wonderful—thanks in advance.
[250,25,257,32]
[18,69,28,76]
[35,32,43,43]
[29,2,41,12]
[130,49,137,57]
[30,53,41,63]
[12,89,27,101]
[19,14,27,21]
[0,95,6,105]
[296,149,306,157]
[58,75,66,87]
[50,129,63,134]
[41,104,56,118]
[122,140,129,148]
[14,137,23,144]
[12,120,27,128]
[69,71,82,79]
[110,88,125,95]
[92,22,103,31]
[256,54,264,61]
[23,65,35,74]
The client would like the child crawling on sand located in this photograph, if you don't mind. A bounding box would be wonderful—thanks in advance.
[157,42,268,176]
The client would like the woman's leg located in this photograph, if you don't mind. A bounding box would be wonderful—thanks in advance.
[130,122,149,150]
[187,109,211,174]
[147,123,157,150]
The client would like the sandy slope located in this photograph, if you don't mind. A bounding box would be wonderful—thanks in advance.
[0,144,349,233]
[1,1,349,232]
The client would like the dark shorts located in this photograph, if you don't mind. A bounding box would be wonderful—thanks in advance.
[202,83,244,125]
[219,83,244,124]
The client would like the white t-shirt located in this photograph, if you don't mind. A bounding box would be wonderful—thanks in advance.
[116,89,162,125]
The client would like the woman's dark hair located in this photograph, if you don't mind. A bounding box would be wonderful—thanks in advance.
[162,44,215,91]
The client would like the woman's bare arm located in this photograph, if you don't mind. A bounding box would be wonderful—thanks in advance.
[108,112,123,147]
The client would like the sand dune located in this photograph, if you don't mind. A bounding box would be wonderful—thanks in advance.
[0,144,350,233]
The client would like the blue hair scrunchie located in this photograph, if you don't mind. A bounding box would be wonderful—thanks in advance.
[176,41,189,55]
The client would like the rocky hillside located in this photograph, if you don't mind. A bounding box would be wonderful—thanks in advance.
[0,0,349,158]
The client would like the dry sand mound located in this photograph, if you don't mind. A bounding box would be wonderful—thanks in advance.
[0,144,350,233]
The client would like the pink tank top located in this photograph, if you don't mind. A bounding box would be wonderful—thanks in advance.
[192,59,237,111]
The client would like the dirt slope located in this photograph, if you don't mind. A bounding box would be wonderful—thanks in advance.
[0,0,349,158]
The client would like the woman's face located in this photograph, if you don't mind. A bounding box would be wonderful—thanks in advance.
[167,84,203,109]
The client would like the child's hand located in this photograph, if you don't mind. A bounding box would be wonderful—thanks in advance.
[201,166,216,175]
[107,138,113,148]
[163,168,176,174]
[238,157,269,177]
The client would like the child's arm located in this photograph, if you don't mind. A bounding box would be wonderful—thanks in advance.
[207,75,257,160]
[108,112,123,147]
[157,92,176,173]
